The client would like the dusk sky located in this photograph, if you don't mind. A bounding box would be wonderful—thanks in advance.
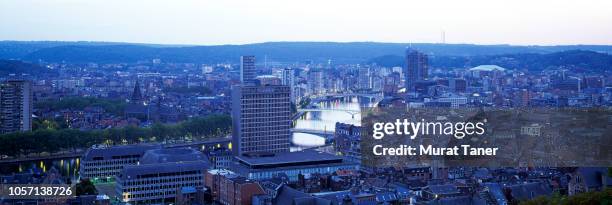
[1,0,611,45]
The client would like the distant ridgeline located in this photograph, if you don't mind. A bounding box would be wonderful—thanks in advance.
[0,41,611,71]
[368,50,612,71]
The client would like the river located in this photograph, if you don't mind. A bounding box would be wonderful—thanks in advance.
[0,158,81,183]
[291,96,371,147]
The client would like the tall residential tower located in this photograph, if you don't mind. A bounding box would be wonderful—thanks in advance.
[0,80,33,134]
[281,68,295,103]
[404,49,429,92]
[240,55,257,83]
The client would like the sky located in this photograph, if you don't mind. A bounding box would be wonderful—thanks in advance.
[1,0,611,46]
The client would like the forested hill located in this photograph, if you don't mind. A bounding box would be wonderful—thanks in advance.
[1,41,612,64]
[367,50,612,71]
[0,59,57,76]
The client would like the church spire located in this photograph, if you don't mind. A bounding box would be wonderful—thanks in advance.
[131,78,143,103]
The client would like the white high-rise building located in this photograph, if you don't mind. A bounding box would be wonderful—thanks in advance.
[358,66,371,90]
[309,69,323,95]
[281,68,294,86]
[281,68,295,102]
[231,84,292,156]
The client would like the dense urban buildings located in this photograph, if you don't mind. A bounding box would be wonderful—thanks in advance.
[1,46,611,205]
[2,0,612,203]
[0,79,32,134]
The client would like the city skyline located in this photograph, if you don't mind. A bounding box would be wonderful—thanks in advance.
[1,0,612,46]
[1,48,610,204]
[0,0,611,203]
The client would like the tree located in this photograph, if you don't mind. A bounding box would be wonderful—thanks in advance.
[0,114,232,157]
[75,178,98,196]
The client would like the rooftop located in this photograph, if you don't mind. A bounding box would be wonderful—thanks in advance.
[235,150,344,168]
[207,169,234,175]
[82,144,161,161]
[140,147,207,164]
[119,160,209,180]
[469,65,506,72]
[426,184,460,195]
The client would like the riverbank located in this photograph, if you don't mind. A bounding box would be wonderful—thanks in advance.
[0,150,84,164]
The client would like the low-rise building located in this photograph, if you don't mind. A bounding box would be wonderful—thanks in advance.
[205,169,266,205]
[231,150,359,182]
[208,147,233,169]
[334,122,361,163]
[115,148,210,203]
[79,144,161,181]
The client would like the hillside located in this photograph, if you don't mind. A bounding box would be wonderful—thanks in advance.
[1,41,612,64]
[367,50,612,71]
[0,59,57,76]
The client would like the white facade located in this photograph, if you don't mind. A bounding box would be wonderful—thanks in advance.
[231,85,292,156]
